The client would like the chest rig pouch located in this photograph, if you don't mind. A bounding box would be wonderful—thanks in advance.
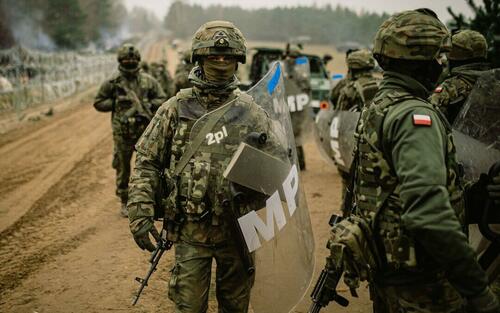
[356,90,464,272]
[356,91,420,271]
[166,89,256,221]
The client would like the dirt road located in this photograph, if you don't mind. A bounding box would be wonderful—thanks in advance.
[0,40,371,313]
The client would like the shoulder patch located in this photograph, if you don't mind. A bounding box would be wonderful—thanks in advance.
[434,85,443,93]
[412,114,432,126]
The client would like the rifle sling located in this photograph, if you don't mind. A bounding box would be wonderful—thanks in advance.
[173,101,234,177]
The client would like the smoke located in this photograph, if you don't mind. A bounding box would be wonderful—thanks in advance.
[99,24,131,51]
[1,1,56,51]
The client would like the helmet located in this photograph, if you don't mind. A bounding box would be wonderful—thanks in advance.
[117,43,141,63]
[347,49,375,70]
[191,20,246,63]
[285,43,303,57]
[449,29,488,61]
[373,9,451,61]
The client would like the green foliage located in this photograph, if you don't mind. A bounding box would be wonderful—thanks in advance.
[164,2,389,46]
[448,0,500,67]
[44,0,86,49]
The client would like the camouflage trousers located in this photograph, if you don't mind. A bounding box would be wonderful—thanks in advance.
[112,135,139,203]
[371,279,464,313]
[168,241,254,313]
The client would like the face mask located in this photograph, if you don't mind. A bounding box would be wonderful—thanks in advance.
[121,60,139,70]
[202,59,237,84]
[425,58,444,90]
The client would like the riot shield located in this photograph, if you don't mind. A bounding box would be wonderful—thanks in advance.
[453,69,500,181]
[313,109,359,171]
[188,63,315,313]
[283,57,312,147]
[453,69,500,280]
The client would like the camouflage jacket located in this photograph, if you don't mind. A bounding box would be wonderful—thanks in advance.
[174,61,195,93]
[353,71,487,297]
[93,70,166,138]
[330,77,349,108]
[336,71,380,111]
[127,74,278,245]
[429,62,490,124]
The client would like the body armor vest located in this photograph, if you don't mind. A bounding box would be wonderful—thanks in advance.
[354,89,464,271]
[166,88,257,221]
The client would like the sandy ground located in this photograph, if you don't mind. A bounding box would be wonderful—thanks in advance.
[0,39,372,313]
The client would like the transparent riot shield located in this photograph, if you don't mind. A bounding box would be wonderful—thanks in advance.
[453,69,500,280]
[283,57,312,147]
[313,109,359,172]
[453,69,500,181]
[188,63,315,313]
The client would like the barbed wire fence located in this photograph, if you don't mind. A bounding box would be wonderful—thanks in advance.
[0,46,115,118]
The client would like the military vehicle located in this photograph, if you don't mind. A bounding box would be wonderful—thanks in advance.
[243,47,332,114]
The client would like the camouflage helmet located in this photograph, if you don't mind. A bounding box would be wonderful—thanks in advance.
[347,49,375,70]
[191,20,246,63]
[117,43,141,63]
[373,9,452,61]
[449,30,488,61]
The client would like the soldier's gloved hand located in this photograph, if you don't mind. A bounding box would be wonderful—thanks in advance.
[466,287,500,313]
[487,162,500,206]
[130,217,158,252]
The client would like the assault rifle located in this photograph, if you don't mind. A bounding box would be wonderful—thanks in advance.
[132,228,173,305]
[309,268,349,313]
[308,214,349,313]
[117,83,153,124]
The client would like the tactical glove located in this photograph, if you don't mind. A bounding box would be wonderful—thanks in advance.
[487,162,500,206]
[466,287,500,313]
[130,217,158,252]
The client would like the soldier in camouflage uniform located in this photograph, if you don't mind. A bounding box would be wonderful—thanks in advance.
[127,21,275,313]
[150,61,176,99]
[324,9,499,313]
[93,44,166,217]
[174,49,195,93]
[334,50,380,204]
[336,49,380,111]
[430,30,491,124]
[329,49,358,107]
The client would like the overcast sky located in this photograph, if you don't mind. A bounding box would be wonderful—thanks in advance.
[123,0,474,21]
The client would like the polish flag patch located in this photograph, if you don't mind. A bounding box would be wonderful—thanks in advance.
[413,114,432,126]
[434,86,443,93]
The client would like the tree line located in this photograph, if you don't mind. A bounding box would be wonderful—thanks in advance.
[164,2,389,46]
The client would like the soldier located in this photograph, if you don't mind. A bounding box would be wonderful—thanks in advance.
[93,43,166,217]
[150,61,176,99]
[282,44,311,170]
[430,29,491,124]
[319,9,500,313]
[127,21,279,312]
[173,49,195,93]
[334,49,380,204]
[329,49,357,106]
[336,49,380,111]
